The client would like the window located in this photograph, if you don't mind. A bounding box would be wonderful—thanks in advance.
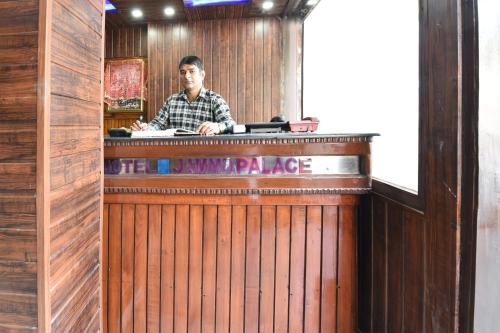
[303,0,419,191]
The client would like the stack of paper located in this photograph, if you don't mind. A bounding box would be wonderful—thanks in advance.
[131,128,199,138]
[131,129,177,138]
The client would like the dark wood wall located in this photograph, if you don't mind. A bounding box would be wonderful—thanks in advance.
[104,17,287,132]
[105,26,148,58]
[358,0,478,331]
[147,18,283,124]
[0,0,39,331]
[48,0,104,331]
[103,195,358,332]
[358,192,426,332]
[104,26,148,134]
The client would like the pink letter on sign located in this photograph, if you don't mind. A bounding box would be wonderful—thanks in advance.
[285,158,298,173]
[272,158,285,174]
[299,158,312,174]
[248,157,261,174]
[236,158,249,174]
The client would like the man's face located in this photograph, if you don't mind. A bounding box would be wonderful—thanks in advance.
[179,64,205,91]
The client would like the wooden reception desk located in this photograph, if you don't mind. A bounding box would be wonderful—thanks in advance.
[103,133,374,332]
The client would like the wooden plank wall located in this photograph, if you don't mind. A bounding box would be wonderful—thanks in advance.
[0,0,39,331]
[357,0,478,331]
[105,26,147,59]
[358,194,426,332]
[147,18,283,124]
[103,198,357,332]
[104,26,147,134]
[48,0,103,331]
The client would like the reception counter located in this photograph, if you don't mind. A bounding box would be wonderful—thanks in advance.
[103,133,375,332]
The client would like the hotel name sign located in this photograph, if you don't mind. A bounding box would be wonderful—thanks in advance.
[104,156,361,176]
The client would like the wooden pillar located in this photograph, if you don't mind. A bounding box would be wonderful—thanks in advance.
[0,0,104,331]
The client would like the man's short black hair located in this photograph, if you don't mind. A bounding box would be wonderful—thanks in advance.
[179,55,204,71]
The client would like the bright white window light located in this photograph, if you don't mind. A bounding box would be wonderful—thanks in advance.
[164,7,175,17]
[131,8,143,18]
[303,0,419,191]
[262,1,273,10]
[306,0,319,5]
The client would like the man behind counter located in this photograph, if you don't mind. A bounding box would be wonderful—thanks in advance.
[131,55,235,135]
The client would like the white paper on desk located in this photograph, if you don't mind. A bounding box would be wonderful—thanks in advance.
[131,129,177,138]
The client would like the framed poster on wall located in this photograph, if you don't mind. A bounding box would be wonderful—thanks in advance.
[104,58,147,112]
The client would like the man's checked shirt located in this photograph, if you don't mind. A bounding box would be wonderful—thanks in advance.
[147,88,235,132]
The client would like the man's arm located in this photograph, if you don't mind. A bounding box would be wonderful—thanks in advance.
[196,95,235,134]
[212,95,235,133]
[146,99,171,131]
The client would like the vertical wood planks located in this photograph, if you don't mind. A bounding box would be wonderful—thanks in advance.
[259,206,276,332]
[371,196,388,332]
[121,204,135,333]
[244,205,261,333]
[230,205,246,333]
[106,26,148,58]
[228,19,238,121]
[387,203,404,332]
[216,205,232,332]
[337,206,357,333]
[359,193,427,333]
[274,206,291,333]
[403,210,425,333]
[174,205,190,332]
[321,206,338,332]
[188,205,203,332]
[289,206,306,332]
[236,20,247,123]
[146,18,284,124]
[102,204,109,331]
[147,205,161,332]
[245,18,255,123]
[304,206,322,332]
[160,205,176,332]
[263,19,273,122]
[202,205,217,332]
[133,205,148,332]
[103,200,357,332]
[104,25,147,131]
[108,204,122,333]
[253,18,264,122]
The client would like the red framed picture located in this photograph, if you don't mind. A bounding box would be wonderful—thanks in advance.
[104,58,147,112]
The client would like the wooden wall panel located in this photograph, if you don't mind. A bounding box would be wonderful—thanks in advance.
[147,18,283,124]
[289,206,306,331]
[103,196,356,332]
[103,112,142,137]
[103,18,291,132]
[104,25,147,134]
[0,0,38,330]
[216,205,232,332]
[358,194,426,332]
[358,0,479,331]
[48,0,103,331]
[133,205,147,333]
[105,26,147,59]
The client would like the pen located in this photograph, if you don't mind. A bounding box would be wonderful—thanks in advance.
[134,115,145,131]
[138,115,144,130]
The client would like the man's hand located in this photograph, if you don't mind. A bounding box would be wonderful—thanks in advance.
[131,120,148,131]
[196,122,221,135]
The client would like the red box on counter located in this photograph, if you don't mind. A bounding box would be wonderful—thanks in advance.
[288,117,319,132]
